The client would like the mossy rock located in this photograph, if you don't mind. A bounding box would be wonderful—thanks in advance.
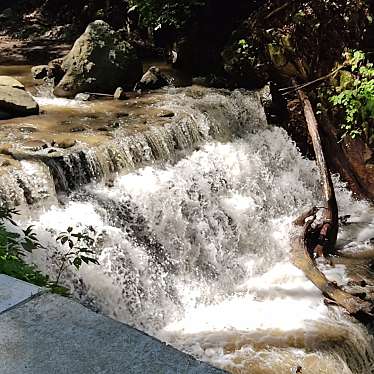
[54,20,143,98]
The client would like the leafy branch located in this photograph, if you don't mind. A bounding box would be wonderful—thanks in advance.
[0,205,99,295]
[54,226,99,285]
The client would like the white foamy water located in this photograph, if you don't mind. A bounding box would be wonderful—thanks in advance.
[24,91,374,373]
[34,96,88,108]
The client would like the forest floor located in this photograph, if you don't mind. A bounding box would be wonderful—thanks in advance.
[0,36,70,65]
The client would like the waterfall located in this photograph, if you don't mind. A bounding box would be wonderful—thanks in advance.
[0,88,265,207]
[10,88,374,373]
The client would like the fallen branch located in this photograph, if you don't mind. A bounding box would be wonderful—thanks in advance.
[337,247,374,260]
[290,85,373,319]
[296,84,338,256]
[280,66,343,95]
[291,216,372,315]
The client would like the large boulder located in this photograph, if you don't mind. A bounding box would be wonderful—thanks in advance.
[0,86,39,118]
[54,20,142,98]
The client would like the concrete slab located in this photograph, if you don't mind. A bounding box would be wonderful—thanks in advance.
[0,292,227,374]
[0,274,41,313]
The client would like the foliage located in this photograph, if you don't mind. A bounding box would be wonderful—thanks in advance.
[0,205,48,285]
[330,51,374,140]
[54,227,99,285]
[129,0,206,29]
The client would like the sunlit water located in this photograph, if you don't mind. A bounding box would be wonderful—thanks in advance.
[10,87,372,373]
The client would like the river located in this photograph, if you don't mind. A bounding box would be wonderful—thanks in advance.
[1,66,373,373]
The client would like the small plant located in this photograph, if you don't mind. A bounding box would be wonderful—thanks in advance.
[0,204,99,295]
[330,50,374,140]
[55,227,99,285]
[0,205,49,286]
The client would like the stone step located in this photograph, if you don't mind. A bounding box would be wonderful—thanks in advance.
[0,278,226,374]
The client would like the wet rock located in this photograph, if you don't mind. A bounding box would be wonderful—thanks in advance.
[71,127,87,133]
[108,120,121,129]
[115,111,129,118]
[51,139,76,149]
[20,126,38,133]
[113,87,128,100]
[23,140,48,151]
[31,65,49,80]
[0,86,39,118]
[134,66,170,91]
[47,149,59,154]
[74,93,92,101]
[0,76,25,90]
[0,144,12,156]
[48,58,65,83]
[54,20,142,98]
[0,155,18,168]
[157,110,175,118]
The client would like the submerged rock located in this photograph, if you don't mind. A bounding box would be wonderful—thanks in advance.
[0,86,39,118]
[54,20,142,98]
[0,76,25,90]
[134,66,170,92]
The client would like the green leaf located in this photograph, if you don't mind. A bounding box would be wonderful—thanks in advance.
[73,257,82,270]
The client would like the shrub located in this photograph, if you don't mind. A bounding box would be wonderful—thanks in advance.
[129,0,206,29]
[330,51,374,140]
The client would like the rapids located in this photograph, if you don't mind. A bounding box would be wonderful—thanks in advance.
[2,80,373,373]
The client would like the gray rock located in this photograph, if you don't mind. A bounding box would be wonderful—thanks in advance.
[0,76,25,90]
[54,20,142,98]
[0,86,39,118]
[114,87,128,100]
[135,66,170,91]
[31,65,49,80]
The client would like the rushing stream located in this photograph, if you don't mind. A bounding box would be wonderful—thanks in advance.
[1,73,373,373]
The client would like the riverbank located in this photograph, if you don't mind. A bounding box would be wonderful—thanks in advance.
[0,36,71,65]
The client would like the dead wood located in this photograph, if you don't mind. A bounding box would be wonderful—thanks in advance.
[296,85,339,256]
[291,214,373,316]
[290,85,373,319]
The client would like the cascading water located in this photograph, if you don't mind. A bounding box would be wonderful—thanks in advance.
[14,88,373,373]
